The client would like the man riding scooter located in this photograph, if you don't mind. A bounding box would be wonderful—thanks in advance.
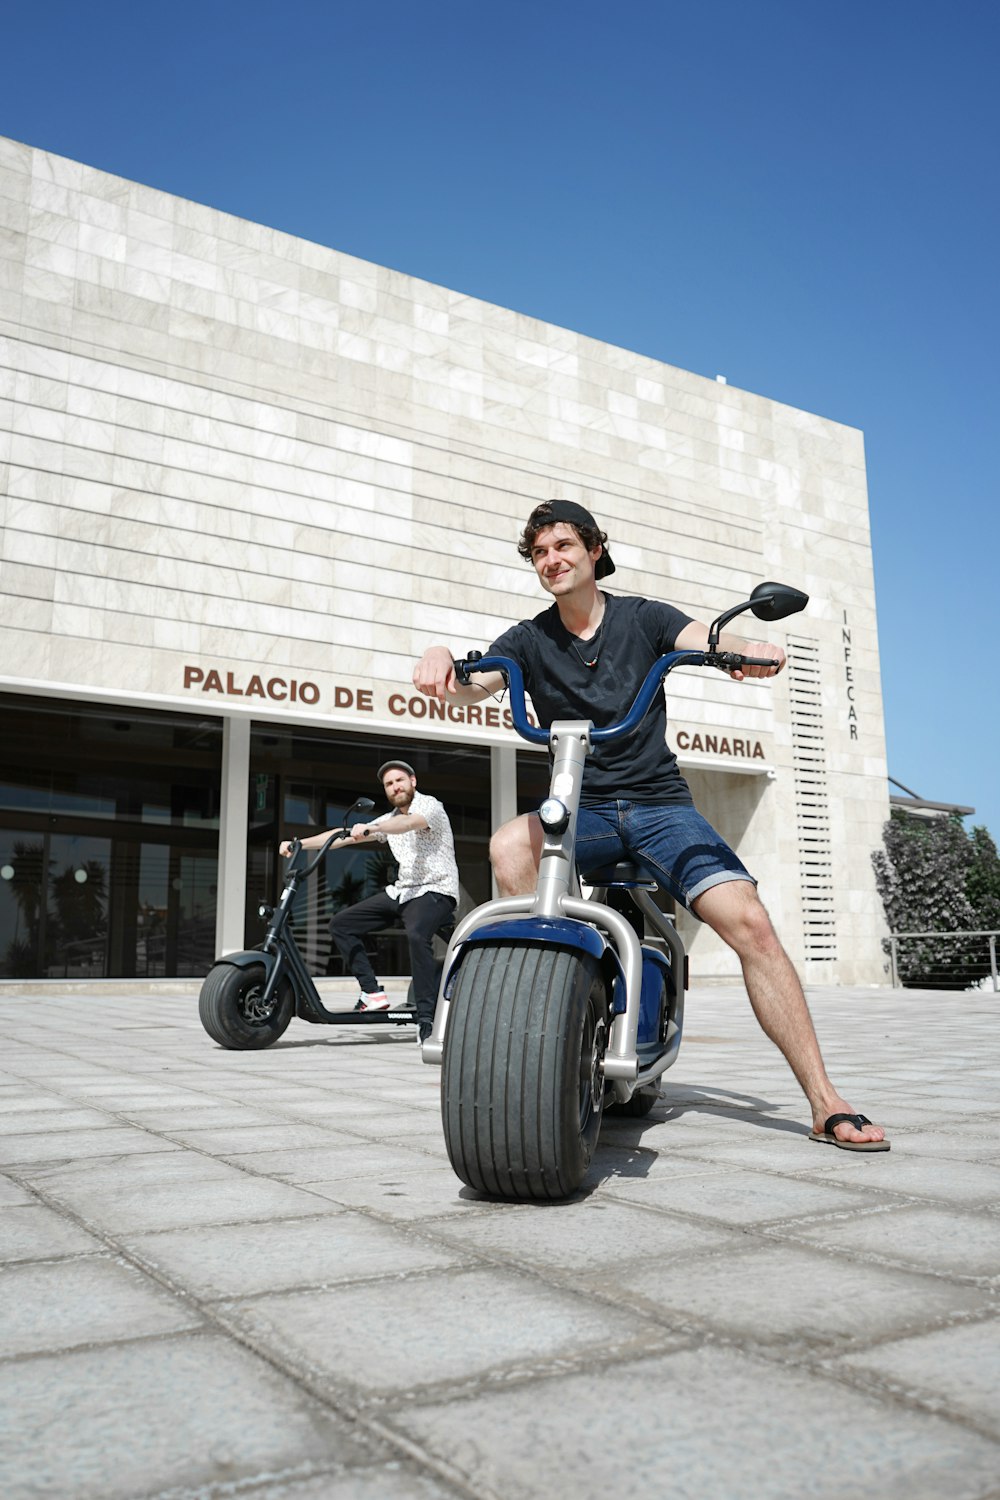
[413,499,888,1153]
[280,760,458,1043]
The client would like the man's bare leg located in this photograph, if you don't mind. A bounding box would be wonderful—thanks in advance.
[490,813,543,896]
[692,880,885,1146]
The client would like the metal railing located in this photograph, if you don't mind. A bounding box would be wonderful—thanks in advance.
[888,930,999,991]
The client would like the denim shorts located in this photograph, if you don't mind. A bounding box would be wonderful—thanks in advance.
[576,800,755,914]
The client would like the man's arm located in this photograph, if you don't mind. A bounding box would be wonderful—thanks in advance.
[412,645,507,703]
[278,828,384,858]
[350,813,427,838]
[674,620,786,681]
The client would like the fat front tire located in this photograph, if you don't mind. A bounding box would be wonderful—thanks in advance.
[198,962,294,1050]
[442,943,608,1201]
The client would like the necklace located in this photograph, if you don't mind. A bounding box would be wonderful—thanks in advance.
[568,606,606,669]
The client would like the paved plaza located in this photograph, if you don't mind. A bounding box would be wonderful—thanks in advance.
[1,982,998,1500]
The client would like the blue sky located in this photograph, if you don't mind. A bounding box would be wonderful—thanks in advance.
[4,1,998,837]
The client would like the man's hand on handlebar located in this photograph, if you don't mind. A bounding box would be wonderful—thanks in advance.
[279,828,377,860]
[412,645,460,701]
[348,823,383,842]
[413,644,505,703]
[726,641,786,682]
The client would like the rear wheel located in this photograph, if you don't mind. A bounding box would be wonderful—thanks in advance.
[606,1086,660,1119]
[198,961,294,1050]
[442,943,608,1201]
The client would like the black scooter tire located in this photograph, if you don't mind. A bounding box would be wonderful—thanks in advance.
[606,1087,659,1119]
[199,961,293,1050]
[442,943,608,1201]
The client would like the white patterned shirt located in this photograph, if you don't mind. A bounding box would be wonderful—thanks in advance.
[373,791,460,904]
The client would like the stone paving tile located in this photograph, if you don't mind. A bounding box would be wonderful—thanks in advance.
[0,1089,110,1112]
[391,1346,1000,1500]
[773,1202,1000,1280]
[0,1333,376,1500]
[272,1096,409,1122]
[0,1255,203,1356]
[111,1104,288,1129]
[875,1102,1000,1125]
[52,1084,213,1101]
[222,1264,657,1398]
[371,1120,452,1151]
[424,1195,734,1272]
[611,1239,989,1347]
[666,1134,894,1173]
[19,1149,237,1195]
[797,1154,1000,1206]
[0,1203,104,1263]
[834,1317,1000,1440]
[18,1154,338,1233]
[240,1470,457,1500]
[585,1143,739,1192]
[604,1164,874,1223]
[230,1140,444,1183]
[365,1114,456,1145]
[881,1092,1000,1116]
[0,1106,143,1133]
[886,1122,1000,1159]
[161,1121,360,1153]
[366,1090,442,1113]
[303,1163,502,1220]
[0,1174,34,1206]
[123,1210,464,1299]
[0,1126,184,1167]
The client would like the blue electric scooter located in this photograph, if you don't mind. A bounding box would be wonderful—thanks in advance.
[421,581,808,1200]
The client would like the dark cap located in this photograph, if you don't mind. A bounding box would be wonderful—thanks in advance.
[378,759,416,782]
[537,500,615,578]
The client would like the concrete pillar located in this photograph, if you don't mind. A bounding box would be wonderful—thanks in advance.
[216,716,250,956]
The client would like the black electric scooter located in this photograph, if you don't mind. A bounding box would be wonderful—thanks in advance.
[198,798,423,1048]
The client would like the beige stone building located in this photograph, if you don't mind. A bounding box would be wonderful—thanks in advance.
[0,134,890,986]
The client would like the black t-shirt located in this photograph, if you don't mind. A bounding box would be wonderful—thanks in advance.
[489,593,695,805]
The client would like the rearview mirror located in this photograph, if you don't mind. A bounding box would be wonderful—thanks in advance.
[749,582,809,622]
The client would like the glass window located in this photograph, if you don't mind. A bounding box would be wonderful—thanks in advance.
[0,694,222,979]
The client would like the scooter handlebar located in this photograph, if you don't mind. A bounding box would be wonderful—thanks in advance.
[454,648,780,746]
[293,826,379,879]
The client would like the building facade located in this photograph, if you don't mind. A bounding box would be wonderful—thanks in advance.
[0,135,890,985]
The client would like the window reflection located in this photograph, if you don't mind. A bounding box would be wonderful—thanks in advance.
[0,695,222,979]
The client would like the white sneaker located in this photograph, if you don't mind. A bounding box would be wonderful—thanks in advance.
[355,990,391,1012]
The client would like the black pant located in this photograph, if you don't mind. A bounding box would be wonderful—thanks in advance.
[329,889,456,1028]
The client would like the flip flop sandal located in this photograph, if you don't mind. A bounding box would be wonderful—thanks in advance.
[809,1112,890,1152]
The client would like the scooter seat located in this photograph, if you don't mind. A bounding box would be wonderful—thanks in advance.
[581,860,655,889]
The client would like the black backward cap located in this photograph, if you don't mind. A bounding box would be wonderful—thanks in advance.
[539,500,615,578]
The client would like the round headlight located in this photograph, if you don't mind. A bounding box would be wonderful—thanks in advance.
[538,797,570,834]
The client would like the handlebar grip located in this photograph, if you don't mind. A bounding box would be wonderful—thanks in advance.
[454,650,483,686]
[710,652,780,672]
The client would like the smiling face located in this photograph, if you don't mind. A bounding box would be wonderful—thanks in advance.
[381,767,417,809]
[529,523,603,599]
